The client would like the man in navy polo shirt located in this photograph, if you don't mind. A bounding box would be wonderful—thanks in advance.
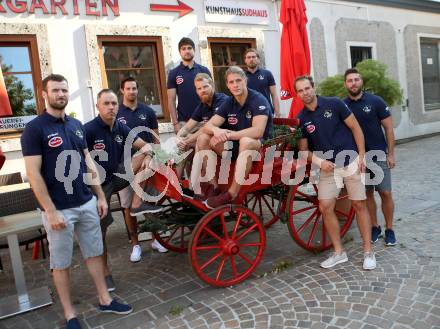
[344,68,397,246]
[177,73,228,152]
[295,75,377,271]
[117,77,168,260]
[21,74,132,329]
[167,37,211,134]
[85,89,161,292]
[195,66,272,208]
[244,48,281,117]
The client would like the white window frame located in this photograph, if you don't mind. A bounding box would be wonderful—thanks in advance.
[346,41,377,68]
[417,33,440,113]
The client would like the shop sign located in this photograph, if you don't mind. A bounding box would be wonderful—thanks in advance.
[204,0,270,25]
[0,0,120,17]
[0,116,36,130]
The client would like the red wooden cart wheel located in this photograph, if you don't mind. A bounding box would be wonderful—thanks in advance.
[189,205,266,287]
[245,190,284,228]
[152,198,195,253]
[286,183,355,252]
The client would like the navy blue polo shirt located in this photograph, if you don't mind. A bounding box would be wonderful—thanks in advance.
[344,92,391,153]
[191,92,228,123]
[116,102,158,143]
[20,112,92,210]
[84,116,134,185]
[298,96,358,167]
[167,62,212,122]
[216,88,273,140]
[246,68,276,111]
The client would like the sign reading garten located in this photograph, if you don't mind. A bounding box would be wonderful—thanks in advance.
[204,0,270,25]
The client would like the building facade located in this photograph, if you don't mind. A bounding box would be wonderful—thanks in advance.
[0,0,439,175]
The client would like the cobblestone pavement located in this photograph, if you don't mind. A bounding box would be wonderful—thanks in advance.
[1,135,440,329]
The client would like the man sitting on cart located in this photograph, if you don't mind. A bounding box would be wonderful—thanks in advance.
[195,66,273,208]
[176,73,228,179]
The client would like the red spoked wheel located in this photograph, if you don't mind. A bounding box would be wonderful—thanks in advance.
[152,198,199,253]
[245,188,285,228]
[286,183,355,252]
[189,205,266,287]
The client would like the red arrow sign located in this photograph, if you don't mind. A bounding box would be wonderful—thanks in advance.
[150,1,193,17]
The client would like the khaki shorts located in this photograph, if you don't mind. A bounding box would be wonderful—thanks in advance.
[42,196,103,269]
[318,159,366,201]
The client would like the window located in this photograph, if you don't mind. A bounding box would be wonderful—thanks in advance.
[346,42,376,68]
[420,37,440,111]
[209,38,256,94]
[98,37,168,119]
[0,35,43,134]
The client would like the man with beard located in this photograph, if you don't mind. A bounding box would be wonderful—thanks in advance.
[195,66,272,207]
[116,77,168,260]
[21,74,132,329]
[295,75,377,271]
[343,68,397,246]
[167,37,211,134]
[244,48,281,117]
[177,73,228,151]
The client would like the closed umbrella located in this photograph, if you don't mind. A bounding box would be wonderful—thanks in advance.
[279,0,311,118]
[0,69,13,117]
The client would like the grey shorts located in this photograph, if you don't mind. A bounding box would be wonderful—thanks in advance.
[101,175,130,230]
[42,196,103,270]
[366,160,392,192]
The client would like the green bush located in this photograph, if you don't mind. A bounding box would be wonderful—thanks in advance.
[317,59,403,107]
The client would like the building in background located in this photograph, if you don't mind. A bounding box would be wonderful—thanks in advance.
[0,0,439,175]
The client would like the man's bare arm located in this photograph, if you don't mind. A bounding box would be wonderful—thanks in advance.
[381,116,396,168]
[269,85,281,117]
[167,88,179,133]
[24,155,57,213]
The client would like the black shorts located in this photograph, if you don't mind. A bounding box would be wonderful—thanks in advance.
[101,175,130,231]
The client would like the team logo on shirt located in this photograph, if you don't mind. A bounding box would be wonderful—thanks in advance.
[75,129,84,139]
[114,135,123,144]
[363,105,372,113]
[258,105,266,111]
[246,111,252,119]
[324,110,333,119]
[306,124,316,134]
[176,76,184,85]
[202,116,210,123]
[93,142,106,151]
[138,114,147,121]
[228,114,238,125]
[48,136,63,148]
[385,106,390,112]
[214,107,219,112]
[258,75,264,80]
[118,117,127,124]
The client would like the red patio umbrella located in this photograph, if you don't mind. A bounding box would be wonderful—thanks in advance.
[0,69,13,117]
[279,0,311,118]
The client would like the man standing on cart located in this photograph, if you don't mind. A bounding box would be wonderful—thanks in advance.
[195,66,272,208]
[343,68,397,246]
[295,75,376,270]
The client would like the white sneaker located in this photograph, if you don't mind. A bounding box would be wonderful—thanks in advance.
[130,245,142,263]
[320,251,348,268]
[151,239,168,253]
[363,252,376,270]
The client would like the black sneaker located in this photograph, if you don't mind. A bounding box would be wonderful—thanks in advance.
[130,203,164,216]
[371,225,382,243]
[98,299,133,315]
[182,187,195,198]
[385,229,397,246]
[105,275,115,292]
[66,318,82,329]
